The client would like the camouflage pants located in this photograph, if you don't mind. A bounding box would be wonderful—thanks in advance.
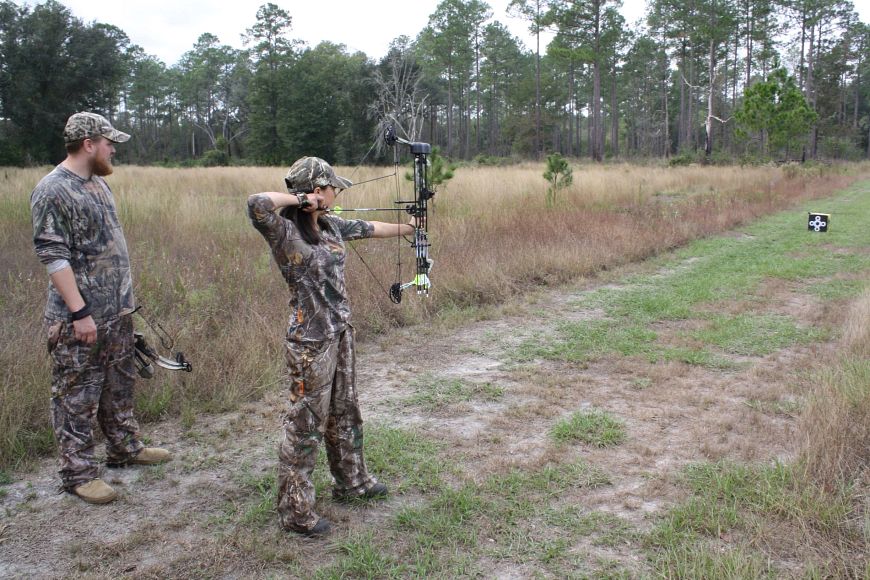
[277,327,377,531]
[47,314,143,490]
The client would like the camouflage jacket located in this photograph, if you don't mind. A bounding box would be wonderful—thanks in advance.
[247,194,374,342]
[31,165,135,323]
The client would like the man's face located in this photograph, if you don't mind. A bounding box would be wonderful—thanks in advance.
[88,137,116,176]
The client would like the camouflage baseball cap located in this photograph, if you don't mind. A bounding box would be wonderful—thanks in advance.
[63,112,130,144]
[285,157,353,193]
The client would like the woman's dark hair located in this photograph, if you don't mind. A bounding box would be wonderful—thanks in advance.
[279,205,322,245]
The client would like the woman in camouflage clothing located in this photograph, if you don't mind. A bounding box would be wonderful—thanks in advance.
[247,157,417,537]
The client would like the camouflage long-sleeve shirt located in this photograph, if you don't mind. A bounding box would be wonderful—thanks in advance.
[247,194,374,342]
[31,165,135,323]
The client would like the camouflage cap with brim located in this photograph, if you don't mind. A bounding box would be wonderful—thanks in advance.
[63,112,131,144]
[284,156,353,193]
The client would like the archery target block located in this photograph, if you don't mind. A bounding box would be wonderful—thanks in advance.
[808,212,830,232]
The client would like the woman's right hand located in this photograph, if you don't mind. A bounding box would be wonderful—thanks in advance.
[302,193,326,213]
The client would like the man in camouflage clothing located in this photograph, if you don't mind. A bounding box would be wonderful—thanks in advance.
[30,112,171,504]
[247,157,419,536]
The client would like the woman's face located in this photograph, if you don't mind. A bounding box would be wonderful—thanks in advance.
[315,185,338,211]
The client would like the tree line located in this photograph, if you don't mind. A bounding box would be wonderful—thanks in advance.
[0,0,867,166]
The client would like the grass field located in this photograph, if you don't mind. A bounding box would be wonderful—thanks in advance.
[0,161,866,470]
[0,166,868,577]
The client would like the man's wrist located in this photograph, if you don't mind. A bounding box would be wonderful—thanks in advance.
[70,303,92,321]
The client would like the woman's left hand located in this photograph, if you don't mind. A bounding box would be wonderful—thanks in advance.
[407,215,425,230]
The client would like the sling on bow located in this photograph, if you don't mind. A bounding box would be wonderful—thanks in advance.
[338,125,434,304]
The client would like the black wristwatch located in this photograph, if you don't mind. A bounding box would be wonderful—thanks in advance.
[295,192,312,209]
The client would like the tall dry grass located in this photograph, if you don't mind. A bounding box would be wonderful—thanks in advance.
[1,161,867,468]
[794,288,870,576]
[800,288,870,489]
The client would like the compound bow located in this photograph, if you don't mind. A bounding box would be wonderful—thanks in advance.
[132,306,193,378]
[337,125,434,304]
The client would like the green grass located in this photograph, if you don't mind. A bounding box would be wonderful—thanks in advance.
[807,277,868,300]
[238,470,277,527]
[744,397,802,416]
[224,423,449,529]
[517,185,870,367]
[314,460,613,578]
[313,531,407,579]
[517,320,661,363]
[362,423,449,493]
[134,383,175,422]
[406,373,504,412]
[692,313,827,356]
[645,460,862,578]
[550,409,627,447]
[543,506,638,547]
[649,541,776,579]
[480,462,615,571]
[817,357,870,407]
[8,427,55,467]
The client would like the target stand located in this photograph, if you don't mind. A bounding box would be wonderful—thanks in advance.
[808,212,830,232]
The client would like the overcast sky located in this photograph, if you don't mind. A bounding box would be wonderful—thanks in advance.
[18,0,649,66]
[16,0,869,67]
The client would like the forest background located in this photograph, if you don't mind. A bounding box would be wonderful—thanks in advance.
[1,0,869,167]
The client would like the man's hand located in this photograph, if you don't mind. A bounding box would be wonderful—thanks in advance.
[73,315,97,344]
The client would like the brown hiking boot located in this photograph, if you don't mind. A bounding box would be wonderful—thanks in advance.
[72,479,118,504]
[130,447,172,465]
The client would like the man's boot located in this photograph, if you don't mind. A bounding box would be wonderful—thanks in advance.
[72,479,117,504]
[130,447,172,465]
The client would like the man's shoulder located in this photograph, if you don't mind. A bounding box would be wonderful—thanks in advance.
[31,166,78,204]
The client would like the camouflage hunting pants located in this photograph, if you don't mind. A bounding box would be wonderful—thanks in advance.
[47,314,143,490]
[277,327,377,532]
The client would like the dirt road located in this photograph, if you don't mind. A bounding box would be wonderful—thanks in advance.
[0,199,861,578]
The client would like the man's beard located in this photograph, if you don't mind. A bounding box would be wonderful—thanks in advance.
[92,155,113,176]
